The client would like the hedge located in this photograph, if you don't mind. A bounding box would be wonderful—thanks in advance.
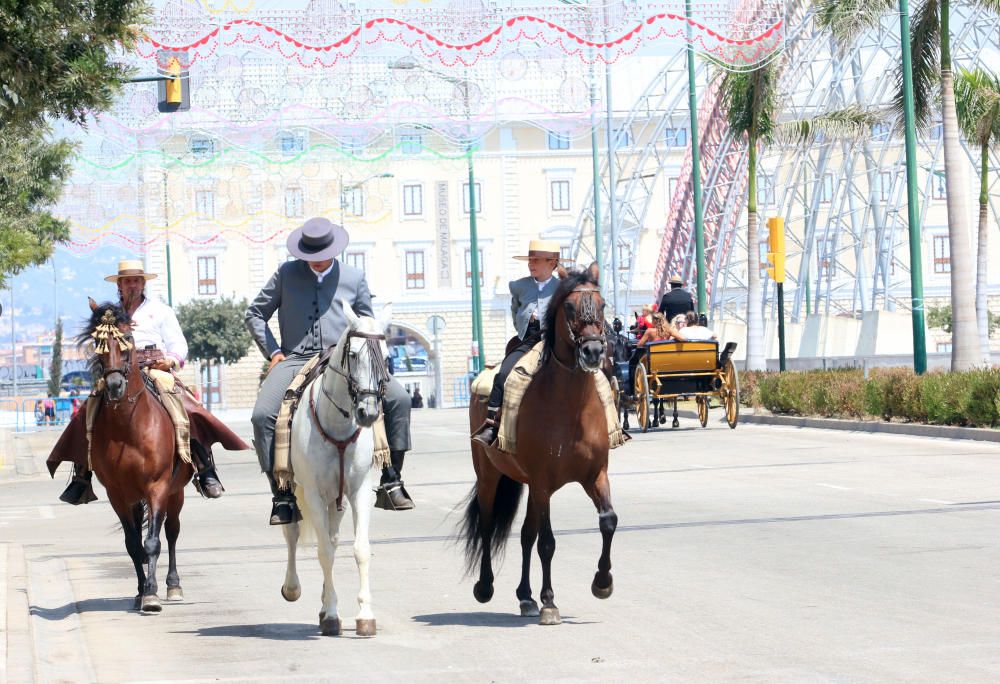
[739,367,1000,428]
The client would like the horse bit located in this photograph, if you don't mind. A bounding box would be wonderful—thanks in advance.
[562,287,607,368]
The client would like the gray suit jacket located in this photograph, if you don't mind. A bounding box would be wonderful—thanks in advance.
[510,275,561,339]
[245,259,373,360]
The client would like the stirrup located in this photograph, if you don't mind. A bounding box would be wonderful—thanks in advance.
[374,482,414,511]
[59,473,98,505]
[193,469,224,499]
[471,418,498,447]
[269,497,302,526]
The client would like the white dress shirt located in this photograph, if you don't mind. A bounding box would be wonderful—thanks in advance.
[530,276,555,322]
[130,296,188,367]
[311,260,336,283]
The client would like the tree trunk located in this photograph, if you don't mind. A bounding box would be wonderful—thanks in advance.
[939,5,980,370]
[976,144,990,360]
[745,138,766,371]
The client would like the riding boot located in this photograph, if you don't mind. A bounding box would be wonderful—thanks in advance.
[59,463,98,505]
[471,406,500,448]
[266,471,302,525]
[190,441,224,499]
[375,451,414,511]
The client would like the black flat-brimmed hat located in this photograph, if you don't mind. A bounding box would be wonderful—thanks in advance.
[286,217,350,261]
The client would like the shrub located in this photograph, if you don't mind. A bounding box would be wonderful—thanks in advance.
[739,370,768,408]
[921,372,968,426]
[963,368,1000,428]
[865,368,926,422]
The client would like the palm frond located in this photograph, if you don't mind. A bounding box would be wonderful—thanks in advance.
[967,0,1000,15]
[815,0,896,46]
[893,0,941,128]
[719,63,780,141]
[954,67,1000,146]
[773,106,885,146]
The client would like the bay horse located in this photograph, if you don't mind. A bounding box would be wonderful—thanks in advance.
[280,301,391,637]
[82,299,192,613]
[462,263,617,625]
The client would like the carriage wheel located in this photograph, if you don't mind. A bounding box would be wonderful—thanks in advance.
[723,359,740,429]
[697,396,709,428]
[634,364,650,433]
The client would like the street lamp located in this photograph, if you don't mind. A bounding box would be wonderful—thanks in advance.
[339,172,394,227]
[389,59,486,373]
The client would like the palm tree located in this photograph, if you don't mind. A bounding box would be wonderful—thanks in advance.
[817,0,993,370]
[954,67,1000,359]
[719,60,881,371]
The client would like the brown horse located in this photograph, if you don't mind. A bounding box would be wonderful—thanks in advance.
[81,299,195,612]
[462,264,617,625]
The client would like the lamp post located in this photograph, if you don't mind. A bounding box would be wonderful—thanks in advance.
[339,172,394,228]
[685,0,706,315]
[389,59,486,372]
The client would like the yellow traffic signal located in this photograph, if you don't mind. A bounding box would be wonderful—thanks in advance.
[165,57,182,105]
[766,216,785,283]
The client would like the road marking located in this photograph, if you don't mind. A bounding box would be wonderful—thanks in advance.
[817,483,852,491]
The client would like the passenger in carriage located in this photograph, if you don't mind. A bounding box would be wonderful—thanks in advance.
[626,313,687,400]
[677,311,717,341]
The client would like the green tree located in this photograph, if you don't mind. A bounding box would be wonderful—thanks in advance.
[47,318,63,397]
[817,0,997,371]
[928,304,999,337]
[954,67,1000,360]
[176,297,252,411]
[0,0,149,288]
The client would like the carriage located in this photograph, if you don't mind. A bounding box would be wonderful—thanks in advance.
[612,336,740,432]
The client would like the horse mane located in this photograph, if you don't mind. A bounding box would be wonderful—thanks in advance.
[78,301,129,378]
[542,266,600,362]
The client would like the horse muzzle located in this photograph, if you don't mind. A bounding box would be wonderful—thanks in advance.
[354,394,381,428]
[577,339,606,373]
[104,372,126,401]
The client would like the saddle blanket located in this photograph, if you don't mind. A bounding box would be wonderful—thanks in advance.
[472,342,626,456]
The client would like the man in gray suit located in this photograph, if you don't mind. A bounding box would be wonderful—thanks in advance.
[246,218,414,525]
[472,239,563,447]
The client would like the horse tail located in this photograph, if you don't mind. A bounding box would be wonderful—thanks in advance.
[459,475,524,575]
[292,484,315,545]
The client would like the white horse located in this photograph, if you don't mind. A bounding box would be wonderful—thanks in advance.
[280,301,392,637]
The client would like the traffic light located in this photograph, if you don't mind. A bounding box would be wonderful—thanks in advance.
[157,50,190,112]
[766,216,785,283]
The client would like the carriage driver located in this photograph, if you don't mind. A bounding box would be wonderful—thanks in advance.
[58,260,224,504]
[246,217,415,525]
[472,239,564,447]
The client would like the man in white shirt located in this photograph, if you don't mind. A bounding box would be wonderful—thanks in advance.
[678,311,717,341]
[57,260,226,504]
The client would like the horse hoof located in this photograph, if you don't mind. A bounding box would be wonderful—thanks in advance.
[539,606,561,626]
[519,599,540,617]
[141,595,162,613]
[592,573,614,600]
[320,616,342,636]
[355,618,376,637]
[672,419,680,428]
[166,586,184,601]
[473,581,494,604]
[281,584,301,602]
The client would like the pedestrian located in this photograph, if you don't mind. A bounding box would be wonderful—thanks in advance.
[412,388,424,409]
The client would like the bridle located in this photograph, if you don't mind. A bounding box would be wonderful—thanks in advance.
[560,287,607,370]
[91,310,141,404]
[322,329,391,419]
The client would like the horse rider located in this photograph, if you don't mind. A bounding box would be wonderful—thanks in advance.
[472,238,564,447]
[246,217,415,525]
[55,260,225,504]
[657,274,695,327]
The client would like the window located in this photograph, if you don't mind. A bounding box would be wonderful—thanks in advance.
[665,127,687,147]
[344,251,366,274]
[614,126,633,148]
[405,251,425,289]
[560,244,573,262]
[618,243,631,270]
[464,248,484,288]
[200,362,221,406]
[550,180,571,212]
[820,173,834,203]
[933,235,950,273]
[341,136,364,153]
[547,131,570,150]
[400,133,423,155]
[197,256,217,295]
[816,238,836,277]
[936,342,953,353]
[342,186,364,217]
[194,190,215,219]
[462,182,482,214]
[871,122,891,141]
[403,184,423,216]
[757,174,775,206]
[279,133,304,155]
[285,187,303,218]
[932,173,946,200]
[190,137,215,158]
[879,171,893,202]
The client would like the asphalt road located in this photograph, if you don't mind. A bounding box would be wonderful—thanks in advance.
[2,408,999,683]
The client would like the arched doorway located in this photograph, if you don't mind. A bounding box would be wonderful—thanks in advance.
[386,322,438,409]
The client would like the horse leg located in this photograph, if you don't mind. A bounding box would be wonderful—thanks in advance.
[280,521,301,602]
[164,491,184,601]
[672,399,680,428]
[141,497,166,613]
[534,490,560,626]
[584,469,618,599]
[349,483,376,637]
[306,491,342,636]
[113,500,145,610]
[515,495,539,617]
[472,468,501,604]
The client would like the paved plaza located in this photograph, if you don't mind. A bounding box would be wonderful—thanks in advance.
[2,409,999,683]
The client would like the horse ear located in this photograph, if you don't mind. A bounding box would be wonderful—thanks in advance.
[88,297,98,312]
[341,299,360,327]
[377,302,393,332]
[588,261,600,285]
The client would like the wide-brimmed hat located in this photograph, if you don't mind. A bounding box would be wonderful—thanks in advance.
[668,274,685,286]
[513,239,569,262]
[104,259,157,283]
[287,217,350,261]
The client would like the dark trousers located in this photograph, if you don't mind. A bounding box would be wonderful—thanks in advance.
[487,325,542,409]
